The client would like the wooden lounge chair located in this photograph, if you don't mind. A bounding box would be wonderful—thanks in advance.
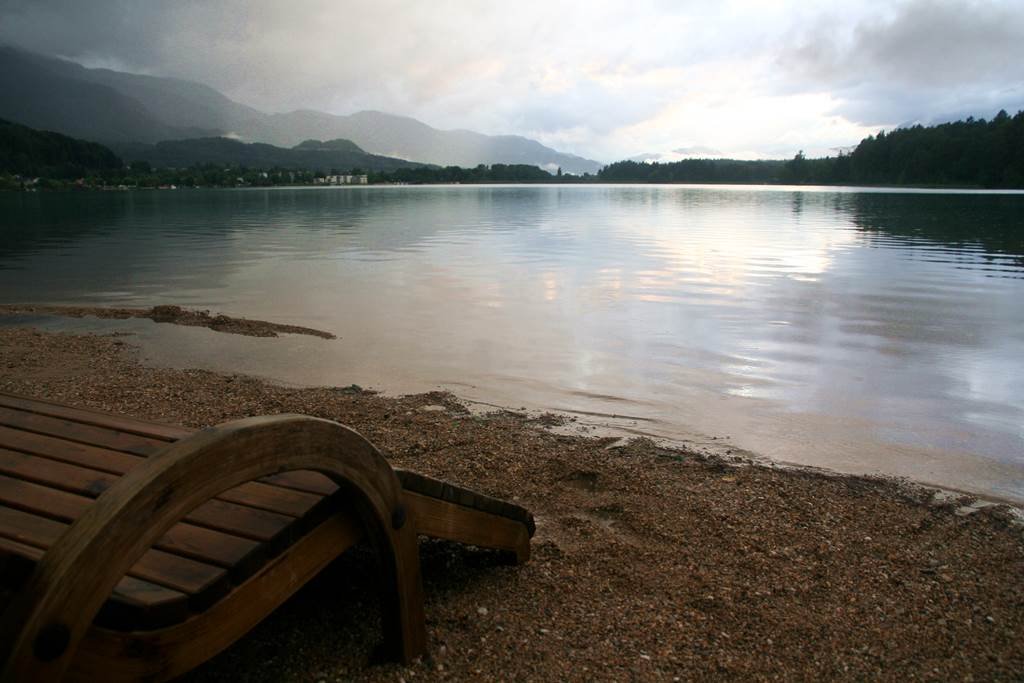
[0,392,534,682]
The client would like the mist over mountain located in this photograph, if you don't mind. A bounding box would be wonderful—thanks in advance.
[0,47,601,174]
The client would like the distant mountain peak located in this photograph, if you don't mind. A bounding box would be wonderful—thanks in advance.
[0,46,603,173]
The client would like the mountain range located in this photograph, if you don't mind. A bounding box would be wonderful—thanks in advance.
[0,46,601,174]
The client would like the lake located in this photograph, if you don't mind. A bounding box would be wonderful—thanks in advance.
[1,185,1022,502]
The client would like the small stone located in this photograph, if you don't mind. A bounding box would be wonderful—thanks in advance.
[477,606,489,616]
[420,404,446,412]
[539,628,550,635]
[986,615,995,624]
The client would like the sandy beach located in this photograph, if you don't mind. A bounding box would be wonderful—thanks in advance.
[1,325,1022,681]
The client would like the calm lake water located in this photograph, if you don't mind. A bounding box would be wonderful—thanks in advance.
[1,185,1022,502]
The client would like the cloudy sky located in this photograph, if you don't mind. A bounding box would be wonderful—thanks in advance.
[2,0,1022,161]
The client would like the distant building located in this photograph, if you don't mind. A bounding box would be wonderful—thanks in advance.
[316,174,369,185]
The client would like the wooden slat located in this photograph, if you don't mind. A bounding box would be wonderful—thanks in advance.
[261,471,338,496]
[215,481,321,517]
[0,395,344,499]
[0,471,274,570]
[0,536,190,630]
[397,470,536,536]
[0,395,340,492]
[0,425,139,473]
[72,512,364,682]
[0,473,290,548]
[102,577,190,631]
[0,425,323,519]
[0,448,119,497]
[0,405,167,456]
[0,505,227,605]
[404,491,531,563]
[0,393,190,441]
[0,405,339,498]
[185,499,294,546]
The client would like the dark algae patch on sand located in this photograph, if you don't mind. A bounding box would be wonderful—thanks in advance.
[1,327,1022,681]
[0,304,337,339]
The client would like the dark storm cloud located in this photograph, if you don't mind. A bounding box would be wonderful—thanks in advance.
[1,0,1023,158]
[0,0,176,68]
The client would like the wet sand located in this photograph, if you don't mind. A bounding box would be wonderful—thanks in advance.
[1,326,1022,681]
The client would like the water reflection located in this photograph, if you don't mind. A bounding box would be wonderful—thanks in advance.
[0,185,1022,501]
[841,192,1024,270]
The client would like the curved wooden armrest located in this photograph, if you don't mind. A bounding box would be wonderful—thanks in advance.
[0,415,426,682]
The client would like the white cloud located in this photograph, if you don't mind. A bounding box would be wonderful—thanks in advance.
[1,0,1022,161]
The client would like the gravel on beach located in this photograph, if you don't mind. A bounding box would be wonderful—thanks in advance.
[1,326,1022,682]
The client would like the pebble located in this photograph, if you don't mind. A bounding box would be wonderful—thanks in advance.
[5,326,1022,683]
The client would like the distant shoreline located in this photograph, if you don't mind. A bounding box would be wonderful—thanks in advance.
[6,180,1024,193]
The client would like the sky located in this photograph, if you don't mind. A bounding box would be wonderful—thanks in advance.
[1,0,1023,162]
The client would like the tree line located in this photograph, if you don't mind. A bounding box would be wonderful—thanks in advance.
[599,110,1024,188]
[0,118,122,180]
[4,111,1024,189]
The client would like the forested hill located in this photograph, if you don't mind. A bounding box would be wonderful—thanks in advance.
[0,118,122,177]
[598,158,786,184]
[110,137,422,172]
[600,110,1024,188]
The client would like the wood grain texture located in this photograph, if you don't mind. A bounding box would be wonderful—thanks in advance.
[0,398,339,499]
[397,469,536,536]
[0,415,426,681]
[0,394,189,441]
[0,406,167,456]
[0,459,295,545]
[0,538,190,630]
[68,512,362,683]
[0,426,323,520]
[0,470,265,579]
[404,492,531,563]
[0,505,228,601]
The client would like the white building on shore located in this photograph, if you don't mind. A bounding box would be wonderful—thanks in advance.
[314,174,369,185]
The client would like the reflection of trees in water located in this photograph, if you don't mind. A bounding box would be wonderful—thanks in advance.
[0,192,130,264]
[838,193,1024,270]
[0,188,580,300]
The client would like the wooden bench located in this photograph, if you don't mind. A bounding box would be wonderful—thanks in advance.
[0,393,534,682]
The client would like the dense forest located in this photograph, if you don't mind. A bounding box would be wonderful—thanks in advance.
[369,163,565,184]
[0,118,123,179]
[598,158,786,184]
[600,110,1024,188]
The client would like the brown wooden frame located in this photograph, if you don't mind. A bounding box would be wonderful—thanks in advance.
[0,415,426,681]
